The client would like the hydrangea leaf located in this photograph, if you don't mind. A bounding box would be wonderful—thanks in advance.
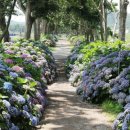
[29,81,37,88]
[17,77,28,84]
[0,94,8,99]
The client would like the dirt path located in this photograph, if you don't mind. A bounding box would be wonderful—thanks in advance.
[37,39,112,130]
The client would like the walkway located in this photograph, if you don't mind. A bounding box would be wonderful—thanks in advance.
[37,39,112,130]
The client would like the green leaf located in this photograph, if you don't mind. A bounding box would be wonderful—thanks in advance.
[29,88,35,91]
[29,81,37,88]
[17,77,28,84]
[0,94,8,99]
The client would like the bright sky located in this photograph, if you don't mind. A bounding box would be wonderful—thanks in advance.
[111,0,130,13]
[12,0,130,22]
[12,8,25,22]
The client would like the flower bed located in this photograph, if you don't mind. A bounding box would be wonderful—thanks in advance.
[66,38,130,129]
[0,40,56,130]
[41,34,58,47]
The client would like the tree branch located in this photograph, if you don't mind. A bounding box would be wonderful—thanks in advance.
[17,0,26,13]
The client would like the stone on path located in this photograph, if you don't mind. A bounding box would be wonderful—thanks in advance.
[37,39,112,130]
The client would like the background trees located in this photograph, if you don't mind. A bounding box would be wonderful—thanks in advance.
[0,0,129,42]
[0,0,17,42]
[17,0,59,40]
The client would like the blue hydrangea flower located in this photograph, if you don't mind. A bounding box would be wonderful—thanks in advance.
[8,106,20,117]
[112,120,120,130]
[9,94,18,104]
[124,103,130,110]
[9,72,18,78]
[17,95,26,104]
[3,82,13,92]
[30,116,39,126]
[122,121,128,130]
[3,100,11,109]
[23,105,29,112]
[9,123,19,130]
[22,110,31,119]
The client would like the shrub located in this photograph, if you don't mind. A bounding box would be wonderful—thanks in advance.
[0,40,56,130]
[41,34,58,47]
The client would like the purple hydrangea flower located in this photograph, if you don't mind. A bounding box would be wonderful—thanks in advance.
[9,72,18,78]
[5,50,14,54]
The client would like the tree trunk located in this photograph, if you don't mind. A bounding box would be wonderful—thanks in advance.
[25,0,34,39]
[34,18,40,40]
[0,16,10,42]
[45,22,49,34]
[34,20,37,40]
[99,0,107,41]
[90,29,94,42]
[119,0,129,41]
[104,8,107,41]
[0,0,16,42]
[41,19,47,34]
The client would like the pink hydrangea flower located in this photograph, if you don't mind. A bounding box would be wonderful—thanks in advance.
[21,54,29,58]
[4,59,13,64]
[12,66,23,72]
[5,50,14,54]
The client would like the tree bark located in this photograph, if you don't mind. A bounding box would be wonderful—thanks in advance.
[25,0,34,39]
[41,19,47,34]
[0,0,16,42]
[0,16,10,42]
[45,22,49,34]
[99,0,107,41]
[119,0,129,41]
[34,18,40,40]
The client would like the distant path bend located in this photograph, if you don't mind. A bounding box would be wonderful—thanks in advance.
[37,39,112,130]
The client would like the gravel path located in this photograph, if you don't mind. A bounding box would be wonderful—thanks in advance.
[37,39,112,130]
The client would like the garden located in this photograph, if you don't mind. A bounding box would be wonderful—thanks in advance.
[0,0,130,130]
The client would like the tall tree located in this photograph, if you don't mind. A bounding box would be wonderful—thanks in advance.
[0,0,17,42]
[119,0,129,41]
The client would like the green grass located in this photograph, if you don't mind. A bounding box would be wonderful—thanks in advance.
[101,100,123,121]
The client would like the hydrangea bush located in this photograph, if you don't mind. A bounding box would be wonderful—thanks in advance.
[0,40,56,130]
[67,39,130,129]
[40,34,58,47]
[66,40,124,87]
